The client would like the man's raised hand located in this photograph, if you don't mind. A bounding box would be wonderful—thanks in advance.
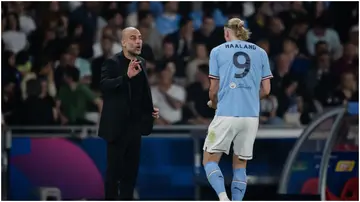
[127,59,142,78]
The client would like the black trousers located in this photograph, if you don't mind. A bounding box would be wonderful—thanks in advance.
[104,125,142,200]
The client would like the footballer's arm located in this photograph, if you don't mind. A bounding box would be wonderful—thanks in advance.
[260,78,271,99]
[209,78,219,109]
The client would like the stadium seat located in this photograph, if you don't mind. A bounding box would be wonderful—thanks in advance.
[341,177,359,201]
[301,178,340,200]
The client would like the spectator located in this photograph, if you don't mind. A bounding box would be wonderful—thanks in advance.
[242,2,257,18]
[271,53,298,119]
[348,25,358,53]
[91,37,113,91]
[283,38,299,58]
[302,51,333,104]
[2,50,22,88]
[16,2,37,35]
[322,72,358,107]
[68,1,82,12]
[29,27,58,62]
[306,17,342,60]
[2,13,28,54]
[272,2,291,16]
[260,95,283,125]
[67,41,92,84]
[54,53,75,90]
[67,22,93,59]
[164,16,194,62]
[126,2,151,27]
[2,79,22,125]
[329,2,358,43]
[283,38,311,76]
[22,78,58,125]
[105,9,124,33]
[155,1,181,36]
[267,16,286,57]
[193,13,224,51]
[93,26,122,58]
[186,64,214,124]
[314,40,329,57]
[49,1,61,13]
[127,2,163,18]
[115,26,123,44]
[151,62,186,125]
[158,41,186,84]
[69,2,98,44]
[278,2,308,31]
[57,67,102,125]
[15,50,32,75]
[287,17,309,55]
[332,43,358,82]
[246,3,269,43]
[137,11,163,60]
[21,57,57,100]
[256,39,275,71]
[186,43,209,85]
[50,13,71,59]
[310,2,330,21]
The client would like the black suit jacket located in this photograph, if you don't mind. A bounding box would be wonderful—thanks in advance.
[98,52,154,142]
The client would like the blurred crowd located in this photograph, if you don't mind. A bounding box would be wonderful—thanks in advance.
[2,1,359,127]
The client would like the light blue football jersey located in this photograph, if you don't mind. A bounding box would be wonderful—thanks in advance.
[209,40,273,117]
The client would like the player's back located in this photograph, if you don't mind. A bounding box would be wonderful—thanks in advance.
[210,40,271,117]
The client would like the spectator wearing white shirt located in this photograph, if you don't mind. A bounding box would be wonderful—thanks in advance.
[306,17,342,60]
[151,62,186,125]
[92,26,122,58]
[2,13,28,54]
[17,2,36,35]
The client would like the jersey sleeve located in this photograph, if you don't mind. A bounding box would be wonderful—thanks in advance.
[261,50,273,80]
[208,48,220,80]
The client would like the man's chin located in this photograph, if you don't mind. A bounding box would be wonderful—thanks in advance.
[129,50,141,56]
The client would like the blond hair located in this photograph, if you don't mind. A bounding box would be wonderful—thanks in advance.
[225,18,251,41]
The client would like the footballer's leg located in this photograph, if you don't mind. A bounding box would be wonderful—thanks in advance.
[231,117,259,201]
[203,116,235,201]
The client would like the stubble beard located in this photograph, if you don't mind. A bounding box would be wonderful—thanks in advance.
[128,50,140,56]
[128,46,142,56]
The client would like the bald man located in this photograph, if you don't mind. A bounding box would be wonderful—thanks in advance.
[98,27,159,200]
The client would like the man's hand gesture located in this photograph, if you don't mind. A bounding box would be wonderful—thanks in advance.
[127,59,142,78]
[152,107,160,119]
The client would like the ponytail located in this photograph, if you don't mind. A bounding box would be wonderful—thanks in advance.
[225,18,251,41]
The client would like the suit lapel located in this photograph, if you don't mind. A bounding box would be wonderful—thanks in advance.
[136,56,154,111]
[136,56,148,79]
